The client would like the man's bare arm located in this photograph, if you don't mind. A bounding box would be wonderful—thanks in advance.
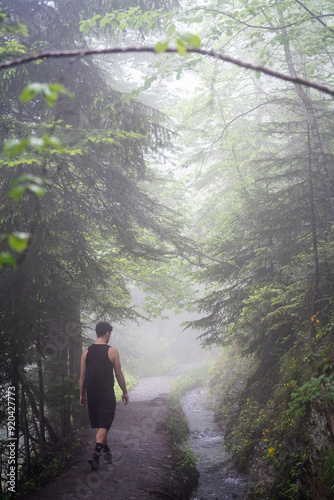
[109,347,129,405]
[79,350,87,406]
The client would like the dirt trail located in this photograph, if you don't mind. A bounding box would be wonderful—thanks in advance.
[22,364,200,500]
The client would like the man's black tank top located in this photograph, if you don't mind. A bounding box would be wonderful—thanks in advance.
[86,344,114,389]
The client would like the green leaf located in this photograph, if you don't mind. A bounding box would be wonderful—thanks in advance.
[99,17,108,28]
[12,173,44,186]
[6,184,26,200]
[176,38,187,56]
[5,138,29,157]
[0,252,17,270]
[8,232,30,253]
[19,83,41,102]
[79,21,90,34]
[19,82,72,107]
[88,14,101,26]
[167,24,175,36]
[7,173,46,200]
[40,134,62,149]
[177,33,201,50]
[20,82,49,102]
[154,41,169,54]
[6,134,62,158]
[28,184,46,197]
[188,34,201,48]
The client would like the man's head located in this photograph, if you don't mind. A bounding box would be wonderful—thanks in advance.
[95,321,113,338]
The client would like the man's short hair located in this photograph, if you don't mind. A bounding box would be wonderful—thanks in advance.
[95,321,113,338]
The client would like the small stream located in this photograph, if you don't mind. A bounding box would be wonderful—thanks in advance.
[181,388,250,500]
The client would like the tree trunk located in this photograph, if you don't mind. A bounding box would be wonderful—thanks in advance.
[307,122,320,337]
[68,299,82,378]
[36,336,46,454]
[66,298,85,429]
[59,340,71,438]
[18,368,59,444]
[21,384,31,476]
[279,9,334,220]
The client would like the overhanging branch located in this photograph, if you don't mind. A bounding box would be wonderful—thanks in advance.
[1,45,334,97]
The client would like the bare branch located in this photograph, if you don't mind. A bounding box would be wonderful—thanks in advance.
[1,45,334,97]
[293,0,334,34]
[191,7,299,30]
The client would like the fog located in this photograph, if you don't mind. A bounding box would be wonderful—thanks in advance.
[2,1,333,497]
[85,310,217,379]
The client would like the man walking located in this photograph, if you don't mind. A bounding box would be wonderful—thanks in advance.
[79,321,129,469]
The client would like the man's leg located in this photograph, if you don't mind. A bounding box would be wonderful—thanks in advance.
[88,393,115,468]
[88,429,108,470]
[96,428,112,464]
[88,438,101,470]
[96,428,108,445]
[87,398,103,470]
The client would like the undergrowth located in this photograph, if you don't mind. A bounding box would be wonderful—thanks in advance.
[209,338,334,499]
[17,429,84,496]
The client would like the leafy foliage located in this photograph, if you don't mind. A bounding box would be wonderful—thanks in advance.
[0,0,196,494]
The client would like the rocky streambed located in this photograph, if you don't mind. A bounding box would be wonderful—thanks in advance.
[181,388,250,500]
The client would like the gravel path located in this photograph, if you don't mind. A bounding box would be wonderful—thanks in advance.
[129,364,202,401]
[22,364,200,500]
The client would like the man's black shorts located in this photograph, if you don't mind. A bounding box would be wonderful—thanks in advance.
[87,389,116,431]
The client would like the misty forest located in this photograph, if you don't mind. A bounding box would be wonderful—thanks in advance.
[1,0,334,498]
